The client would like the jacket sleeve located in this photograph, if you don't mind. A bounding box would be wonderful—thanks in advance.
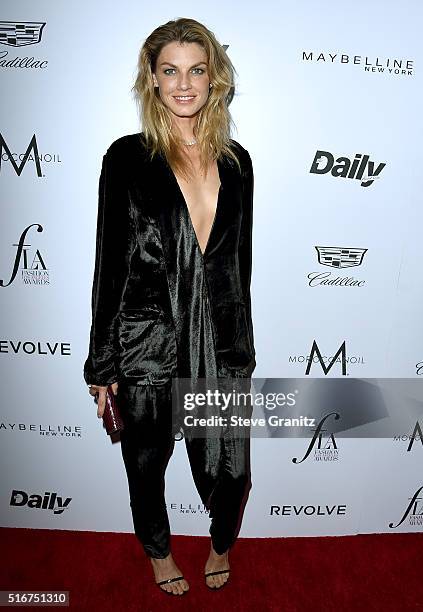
[83,144,134,386]
[239,149,256,357]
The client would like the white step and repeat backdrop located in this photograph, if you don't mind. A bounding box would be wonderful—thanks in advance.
[1,0,422,539]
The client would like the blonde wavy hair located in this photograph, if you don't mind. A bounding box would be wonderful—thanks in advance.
[132,17,241,180]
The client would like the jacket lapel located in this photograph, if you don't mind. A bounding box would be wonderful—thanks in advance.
[131,143,242,339]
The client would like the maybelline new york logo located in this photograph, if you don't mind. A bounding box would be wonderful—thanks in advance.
[0,21,47,69]
[0,224,49,287]
[0,421,80,437]
[302,51,414,77]
[310,150,386,187]
[0,134,61,176]
[168,502,210,515]
[307,246,367,287]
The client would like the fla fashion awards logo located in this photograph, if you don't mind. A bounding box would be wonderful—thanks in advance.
[292,412,340,464]
[295,341,345,463]
[0,224,49,287]
[389,485,423,528]
[0,20,48,69]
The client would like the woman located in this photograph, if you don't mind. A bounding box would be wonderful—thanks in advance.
[83,17,256,595]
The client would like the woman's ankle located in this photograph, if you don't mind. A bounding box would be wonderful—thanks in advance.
[149,551,172,562]
[210,543,229,557]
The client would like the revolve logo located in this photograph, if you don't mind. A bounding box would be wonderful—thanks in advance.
[0,341,71,356]
[270,504,347,517]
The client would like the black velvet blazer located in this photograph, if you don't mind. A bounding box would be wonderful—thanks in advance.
[83,132,256,386]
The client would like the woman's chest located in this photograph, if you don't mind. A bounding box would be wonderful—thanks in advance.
[127,156,244,258]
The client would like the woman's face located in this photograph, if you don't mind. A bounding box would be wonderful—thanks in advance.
[152,41,210,121]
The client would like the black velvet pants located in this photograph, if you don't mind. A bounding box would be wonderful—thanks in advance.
[117,379,252,558]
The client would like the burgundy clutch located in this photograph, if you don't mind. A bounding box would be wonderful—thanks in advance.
[102,385,124,435]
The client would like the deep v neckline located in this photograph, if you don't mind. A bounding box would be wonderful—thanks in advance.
[168,159,222,258]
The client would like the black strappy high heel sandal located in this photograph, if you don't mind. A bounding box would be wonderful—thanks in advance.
[156,575,187,595]
[204,568,230,589]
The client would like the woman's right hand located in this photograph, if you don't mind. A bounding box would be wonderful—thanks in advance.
[88,382,119,418]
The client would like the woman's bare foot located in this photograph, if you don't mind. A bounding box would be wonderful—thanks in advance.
[204,542,230,589]
[150,552,189,595]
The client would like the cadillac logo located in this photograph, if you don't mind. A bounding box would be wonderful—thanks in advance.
[0,21,45,47]
[315,246,367,269]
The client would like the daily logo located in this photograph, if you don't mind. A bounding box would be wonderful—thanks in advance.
[0,224,49,287]
[310,150,386,187]
[10,489,71,515]
[308,246,367,287]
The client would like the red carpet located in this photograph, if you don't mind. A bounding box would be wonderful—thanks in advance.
[1,528,422,611]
